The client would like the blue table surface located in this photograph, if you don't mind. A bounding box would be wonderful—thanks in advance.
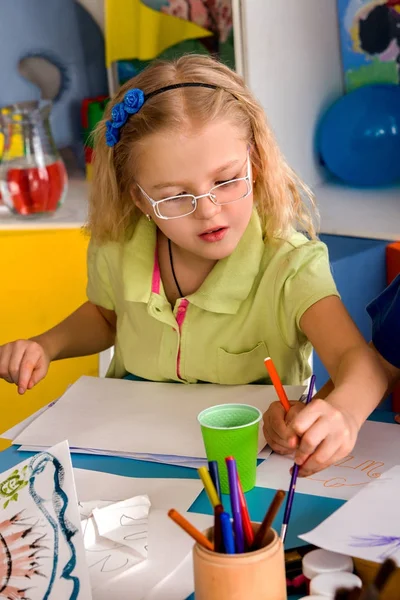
[0,409,395,600]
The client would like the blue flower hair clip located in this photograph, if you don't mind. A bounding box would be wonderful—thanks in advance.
[105,88,145,147]
[105,82,219,148]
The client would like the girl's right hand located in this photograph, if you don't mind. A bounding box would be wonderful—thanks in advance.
[0,339,50,394]
[262,400,306,454]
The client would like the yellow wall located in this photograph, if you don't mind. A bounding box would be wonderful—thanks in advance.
[0,228,98,436]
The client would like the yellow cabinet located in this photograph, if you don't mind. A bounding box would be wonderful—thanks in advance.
[0,227,98,434]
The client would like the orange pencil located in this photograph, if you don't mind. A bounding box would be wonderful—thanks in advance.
[168,508,214,552]
[264,357,291,413]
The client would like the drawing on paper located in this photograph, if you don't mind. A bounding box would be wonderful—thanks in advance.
[80,496,150,590]
[28,451,81,599]
[119,513,147,543]
[0,466,29,508]
[0,444,88,599]
[0,513,47,599]
[256,421,400,501]
[81,517,131,574]
[309,456,385,489]
[338,0,400,90]
[349,534,400,560]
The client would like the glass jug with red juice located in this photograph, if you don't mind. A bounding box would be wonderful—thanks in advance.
[0,100,67,217]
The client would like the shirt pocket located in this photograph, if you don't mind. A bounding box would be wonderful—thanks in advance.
[217,341,269,385]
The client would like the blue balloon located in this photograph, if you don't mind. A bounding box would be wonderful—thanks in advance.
[317,84,400,186]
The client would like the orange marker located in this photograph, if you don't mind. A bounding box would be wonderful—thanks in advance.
[264,357,291,413]
[168,508,214,552]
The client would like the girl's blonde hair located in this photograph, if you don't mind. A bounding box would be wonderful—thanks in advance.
[88,54,317,243]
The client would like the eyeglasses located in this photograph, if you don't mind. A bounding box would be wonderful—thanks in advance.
[137,154,252,220]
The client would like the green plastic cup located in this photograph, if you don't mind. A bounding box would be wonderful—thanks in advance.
[198,404,262,494]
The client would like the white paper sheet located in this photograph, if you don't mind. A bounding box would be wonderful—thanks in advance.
[92,509,213,600]
[299,465,400,563]
[81,514,145,591]
[93,496,150,555]
[143,552,194,600]
[0,440,91,599]
[19,444,273,469]
[73,468,204,511]
[14,376,304,462]
[80,499,113,518]
[0,401,54,440]
[19,445,210,469]
[256,420,400,500]
[76,472,204,593]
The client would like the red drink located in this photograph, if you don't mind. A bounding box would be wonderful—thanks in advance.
[0,159,67,216]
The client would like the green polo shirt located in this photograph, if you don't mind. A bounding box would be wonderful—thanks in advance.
[87,210,339,384]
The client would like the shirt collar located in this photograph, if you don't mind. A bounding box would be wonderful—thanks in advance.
[122,209,265,314]
[122,216,157,303]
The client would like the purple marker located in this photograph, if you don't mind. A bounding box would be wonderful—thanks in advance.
[280,375,316,543]
[225,456,245,553]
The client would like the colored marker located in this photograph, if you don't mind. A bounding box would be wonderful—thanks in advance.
[208,460,221,502]
[168,509,214,551]
[213,504,224,553]
[220,511,235,554]
[226,456,245,553]
[280,375,315,543]
[238,478,254,547]
[264,357,291,413]
[198,466,221,508]
[251,489,286,551]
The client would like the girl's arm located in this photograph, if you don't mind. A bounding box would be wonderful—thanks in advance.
[290,296,388,476]
[34,301,116,361]
[0,302,116,393]
[317,341,400,400]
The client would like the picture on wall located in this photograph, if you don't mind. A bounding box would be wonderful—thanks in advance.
[117,0,235,85]
[337,0,400,91]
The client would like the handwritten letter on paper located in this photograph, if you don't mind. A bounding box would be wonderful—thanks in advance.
[256,420,400,500]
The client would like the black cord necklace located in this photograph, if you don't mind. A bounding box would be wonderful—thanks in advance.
[168,238,184,298]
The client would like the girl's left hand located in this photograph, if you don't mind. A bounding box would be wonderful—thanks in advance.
[288,398,360,477]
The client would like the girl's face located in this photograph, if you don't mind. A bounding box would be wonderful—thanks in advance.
[133,120,254,261]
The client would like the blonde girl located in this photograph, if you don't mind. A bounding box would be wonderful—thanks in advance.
[0,55,387,476]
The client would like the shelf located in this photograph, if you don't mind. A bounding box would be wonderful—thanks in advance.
[315,179,400,242]
[0,176,89,230]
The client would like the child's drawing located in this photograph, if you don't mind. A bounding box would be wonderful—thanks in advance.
[299,466,400,565]
[308,456,384,489]
[81,516,142,590]
[80,496,150,591]
[350,534,400,560]
[0,466,29,508]
[0,441,91,600]
[0,512,47,599]
[256,421,400,501]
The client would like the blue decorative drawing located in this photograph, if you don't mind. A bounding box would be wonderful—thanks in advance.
[29,452,81,600]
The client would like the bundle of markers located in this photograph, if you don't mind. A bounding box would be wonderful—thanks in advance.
[169,455,286,554]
